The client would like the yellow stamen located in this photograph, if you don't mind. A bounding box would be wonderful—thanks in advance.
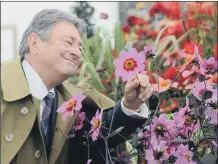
[160,80,169,88]
[185,55,192,63]
[124,58,137,71]
[67,100,77,111]
[184,154,190,160]
[93,119,100,129]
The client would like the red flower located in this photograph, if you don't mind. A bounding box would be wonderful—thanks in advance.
[126,15,143,26]
[183,42,203,56]
[100,13,108,20]
[184,2,217,29]
[162,67,178,81]
[160,99,178,112]
[149,2,181,20]
[213,43,218,60]
[136,28,144,36]
[164,21,185,38]
[146,30,158,40]
[122,25,131,33]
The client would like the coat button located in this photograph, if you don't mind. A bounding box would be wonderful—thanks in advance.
[21,107,28,116]
[5,133,13,142]
[35,150,41,158]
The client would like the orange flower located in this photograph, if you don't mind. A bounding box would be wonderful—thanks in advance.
[183,42,203,56]
[152,76,179,93]
[162,67,178,81]
[160,99,178,112]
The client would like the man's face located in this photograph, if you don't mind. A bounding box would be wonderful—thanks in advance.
[37,20,83,77]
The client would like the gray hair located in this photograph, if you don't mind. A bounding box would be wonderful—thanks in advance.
[19,9,87,58]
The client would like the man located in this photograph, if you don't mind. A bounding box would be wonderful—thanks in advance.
[1,9,153,164]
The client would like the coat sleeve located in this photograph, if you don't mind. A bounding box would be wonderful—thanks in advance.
[100,99,146,147]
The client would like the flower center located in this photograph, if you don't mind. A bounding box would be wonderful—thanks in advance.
[93,119,100,129]
[160,80,169,88]
[123,58,137,71]
[155,125,166,137]
[185,55,192,63]
[198,89,205,95]
[154,151,164,160]
[184,154,190,161]
[74,117,81,126]
[207,64,214,71]
[67,100,77,112]
[210,75,218,84]
[184,116,192,125]
[171,53,177,59]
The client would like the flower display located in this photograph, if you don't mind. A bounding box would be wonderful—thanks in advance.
[62,1,217,163]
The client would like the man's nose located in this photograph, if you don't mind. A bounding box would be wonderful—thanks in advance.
[70,47,82,58]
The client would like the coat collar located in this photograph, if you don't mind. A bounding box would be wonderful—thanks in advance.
[1,57,31,102]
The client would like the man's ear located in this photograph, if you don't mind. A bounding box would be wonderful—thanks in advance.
[27,33,41,55]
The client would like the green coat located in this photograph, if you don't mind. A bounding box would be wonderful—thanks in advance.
[1,58,115,164]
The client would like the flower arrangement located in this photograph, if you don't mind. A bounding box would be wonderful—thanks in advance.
[61,1,217,163]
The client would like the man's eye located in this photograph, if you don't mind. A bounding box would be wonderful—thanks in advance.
[66,41,72,46]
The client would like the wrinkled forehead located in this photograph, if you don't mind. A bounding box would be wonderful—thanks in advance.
[49,20,83,44]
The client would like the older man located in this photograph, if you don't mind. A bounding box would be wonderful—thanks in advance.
[1,9,153,164]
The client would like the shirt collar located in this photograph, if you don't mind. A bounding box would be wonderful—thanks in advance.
[22,59,55,100]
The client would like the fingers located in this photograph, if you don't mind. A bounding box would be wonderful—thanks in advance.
[139,86,153,101]
[139,84,151,99]
[125,76,140,93]
[137,74,150,88]
[142,88,153,102]
[136,74,153,102]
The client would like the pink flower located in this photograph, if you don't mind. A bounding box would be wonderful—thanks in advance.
[194,45,204,66]
[113,48,145,82]
[201,57,218,74]
[100,12,108,20]
[141,129,150,146]
[140,45,156,60]
[179,52,196,72]
[205,107,218,124]
[182,66,199,78]
[145,136,169,163]
[87,159,92,164]
[150,114,177,141]
[57,92,86,120]
[163,49,182,67]
[174,144,196,164]
[89,109,103,141]
[72,112,86,130]
[192,81,212,100]
[173,97,190,128]
[118,151,132,163]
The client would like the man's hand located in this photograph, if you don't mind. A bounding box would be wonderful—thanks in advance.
[123,74,153,110]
